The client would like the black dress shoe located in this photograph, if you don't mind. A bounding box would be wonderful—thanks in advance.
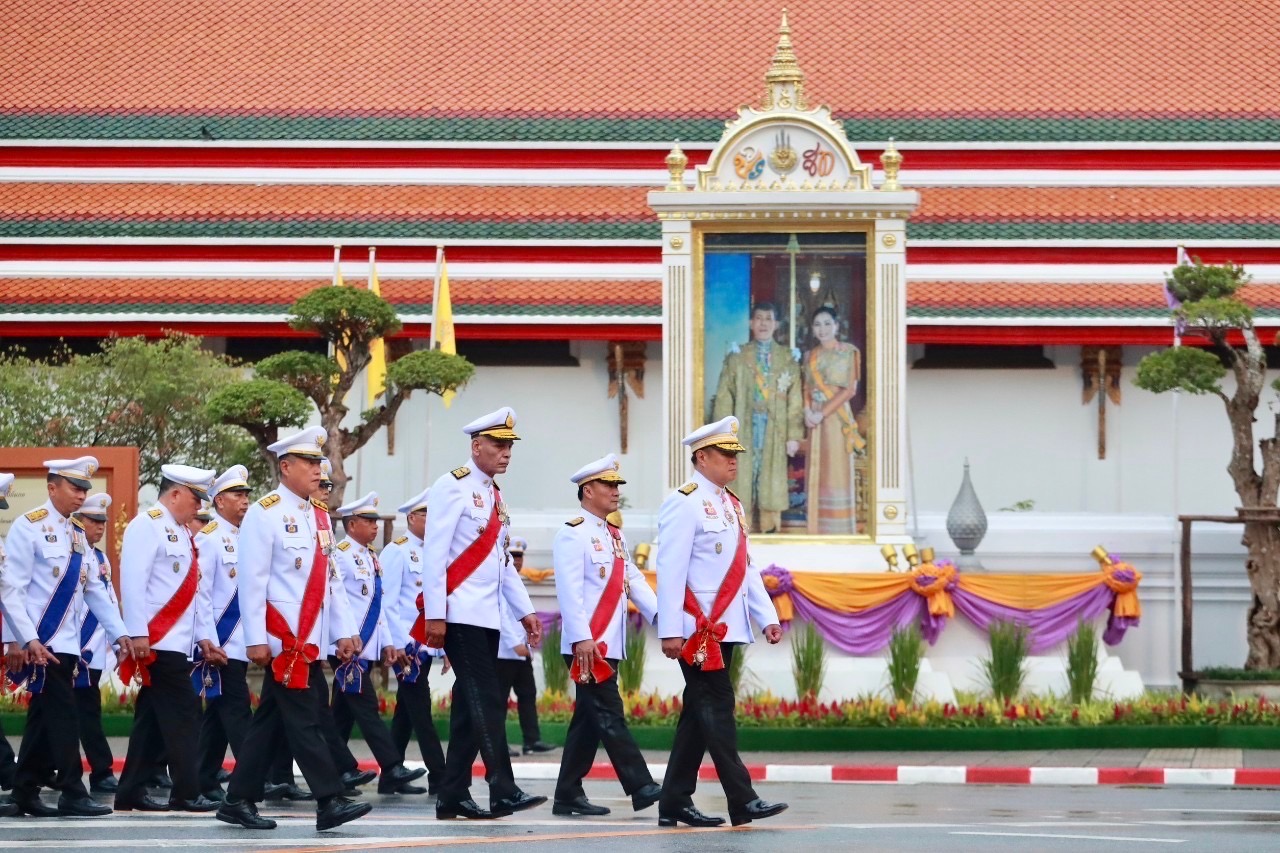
[149,771,173,789]
[57,794,112,817]
[490,790,547,814]
[201,787,226,803]
[436,797,510,820]
[377,779,427,795]
[340,769,377,788]
[316,796,372,831]
[114,793,171,812]
[631,782,662,812]
[169,794,220,812]
[264,783,313,802]
[657,804,725,828]
[380,765,427,788]
[15,793,59,817]
[522,741,558,754]
[728,798,788,827]
[89,775,119,794]
[216,798,277,830]
[0,797,19,817]
[552,796,610,816]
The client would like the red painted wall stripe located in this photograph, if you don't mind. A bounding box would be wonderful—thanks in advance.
[832,765,900,782]
[1097,768,1165,785]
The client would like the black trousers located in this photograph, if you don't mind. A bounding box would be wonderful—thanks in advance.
[554,656,653,801]
[74,667,115,782]
[390,658,445,791]
[197,659,252,792]
[267,663,358,785]
[227,661,343,802]
[329,657,400,771]
[659,643,757,812]
[495,656,541,746]
[13,653,89,799]
[440,624,517,805]
[117,650,201,803]
[0,714,16,789]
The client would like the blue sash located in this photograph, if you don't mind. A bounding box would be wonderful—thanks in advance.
[393,641,433,684]
[336,568,381,695]
[8,546,83,695]
[190,648,222,700]
[215,591,241,647]
[74,550,110,689]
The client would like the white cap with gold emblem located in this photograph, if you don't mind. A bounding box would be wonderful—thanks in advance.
[681,416,747,453]
[397,487,429,515]
[508,536,528,555]
[319,456,334,485]
[210,464,251,498]
[0,471,14,510]
[461,406,520,441]
[337,491,381,519]
[161,464,217,500]
[568,452,627,486]
[77,492,112,521]
[267,425,327,459]
[44,455,99,490]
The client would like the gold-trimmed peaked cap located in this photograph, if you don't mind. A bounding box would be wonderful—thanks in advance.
[268,425,327,459]
[160,463,216,500]
[76,492,112,521]
[210,464,251,498]
[44,455,99,491]
[319,456,334,485]
[397,486,429,515]
[569,452,626,486]
[463,406,520,441]
[337,490,381,519]
[683,416,746,454]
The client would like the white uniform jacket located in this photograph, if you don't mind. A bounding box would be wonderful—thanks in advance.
[422,465,533,630]
[120,503,214,657]
[80,547,120,670]
[238,486,355,656]
[331,537,392,663]
[380,532,441,654]
[655,470,779,644]
[554,510,657,657]
[0,500,126,656]
[498,598,529,661]
[194,512,246,662]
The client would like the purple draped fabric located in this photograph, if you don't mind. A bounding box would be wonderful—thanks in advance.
[951,584,1135,653]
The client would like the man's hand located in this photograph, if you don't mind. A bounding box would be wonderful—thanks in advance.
[572,638,600,674]
[661,637,684,660]
[381,645,399,667]
[804,408,822,429]
[131,636,151,659]
[245,644,272,666]
[785,440,800,456]
[520,613,542,647]
[6,641,28,672]
[350,635,363,656]
[763,624,783,644]
[425,619,446,649]
[198,639,228,666]
[335,638,356,663]
[440,655,451,675]
[114,636,134,663]
[25,639,53,667]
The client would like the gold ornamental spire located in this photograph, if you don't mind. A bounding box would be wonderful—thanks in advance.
[762,9,807,111]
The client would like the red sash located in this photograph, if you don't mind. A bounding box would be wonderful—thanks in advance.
[409,592,427,646]
[680,491,748,672]
[264,503,329,689]
[570,523,626,684]
[413,484,503,648]
[119,531,200,687]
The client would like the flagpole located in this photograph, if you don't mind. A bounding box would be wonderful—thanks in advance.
[1170,244,1186,685]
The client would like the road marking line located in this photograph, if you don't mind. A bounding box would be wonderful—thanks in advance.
[1145,808,1280,814]
[951,831,1185,843]
[1,839,460,849]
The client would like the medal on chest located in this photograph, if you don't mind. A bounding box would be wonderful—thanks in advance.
[472,492,484,508]
[496,502,510,526]
[284,515,299,534]
[599,565,606,579]
[702,500,718,519]
[229,566,237,578]
[716,542,723,554]
[361,582,369,596]
[165,526,179,543]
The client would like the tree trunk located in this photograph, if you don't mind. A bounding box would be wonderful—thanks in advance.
[1244,522,1280,669]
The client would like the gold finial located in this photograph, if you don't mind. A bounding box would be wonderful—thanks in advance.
[875,137,906,189]
[665,141,688,191]
[762,9,807,111]
[879,544,899,570]
[1091,545,1113,568]
[880,138,903,191]
[902,543,921,567]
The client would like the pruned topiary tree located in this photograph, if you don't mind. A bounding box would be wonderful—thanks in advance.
[1134,259,1280,668]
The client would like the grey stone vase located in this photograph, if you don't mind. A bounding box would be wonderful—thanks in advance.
[945,459,987,570]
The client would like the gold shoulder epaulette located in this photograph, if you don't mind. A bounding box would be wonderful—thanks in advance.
[725,486,739,500]
[25,508,48,522]
[200,520,218,535]
[678,482,698,496]
[70,516,85,530]
[566,516,584,527]
[258,494,281,509]
[147,508,164,519]
[451,466,470,480]
[337,540,351,551]
[394,535,409,545]
[310,497,328,510]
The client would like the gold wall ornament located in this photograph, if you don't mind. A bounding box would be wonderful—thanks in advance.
[881,233,897,248]
[883,505,899,520]
[670,236,684,250]
[666,142,688,191]
[880,138,903,191]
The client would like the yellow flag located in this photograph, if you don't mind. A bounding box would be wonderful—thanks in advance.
[332,245,348,373]
[430,246,457,408]
[367,247,386,406]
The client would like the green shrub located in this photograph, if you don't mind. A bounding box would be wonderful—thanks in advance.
[791,622,827,699]
[541,623,569,695]
[982,620,1029,703]
[887,624,925,703]
[1197,667,1280,681]
[1066,619,1101,704]
[618,624,647,694]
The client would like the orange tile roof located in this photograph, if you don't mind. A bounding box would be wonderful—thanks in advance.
[3,0,1276,140]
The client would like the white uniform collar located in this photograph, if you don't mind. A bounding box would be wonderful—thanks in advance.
[44,499,67,525]
[150,502,177,526]
[276,482,311,509]
[690,469,727,498]
[213,511,240,534]
[579,508,609,529]
[466,463,497,488]
[341,535,372,555]
[408,531,424,548]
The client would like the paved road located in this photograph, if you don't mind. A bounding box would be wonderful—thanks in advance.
[5,781,1280,851]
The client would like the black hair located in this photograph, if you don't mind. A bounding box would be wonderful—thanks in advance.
[577,484,586,501]
[811,305,839,325]
[751,301,778,320]
[158,477,180,495]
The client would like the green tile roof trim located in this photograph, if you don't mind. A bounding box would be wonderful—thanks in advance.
[2,113,1277,143]
[0,301,661,318]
